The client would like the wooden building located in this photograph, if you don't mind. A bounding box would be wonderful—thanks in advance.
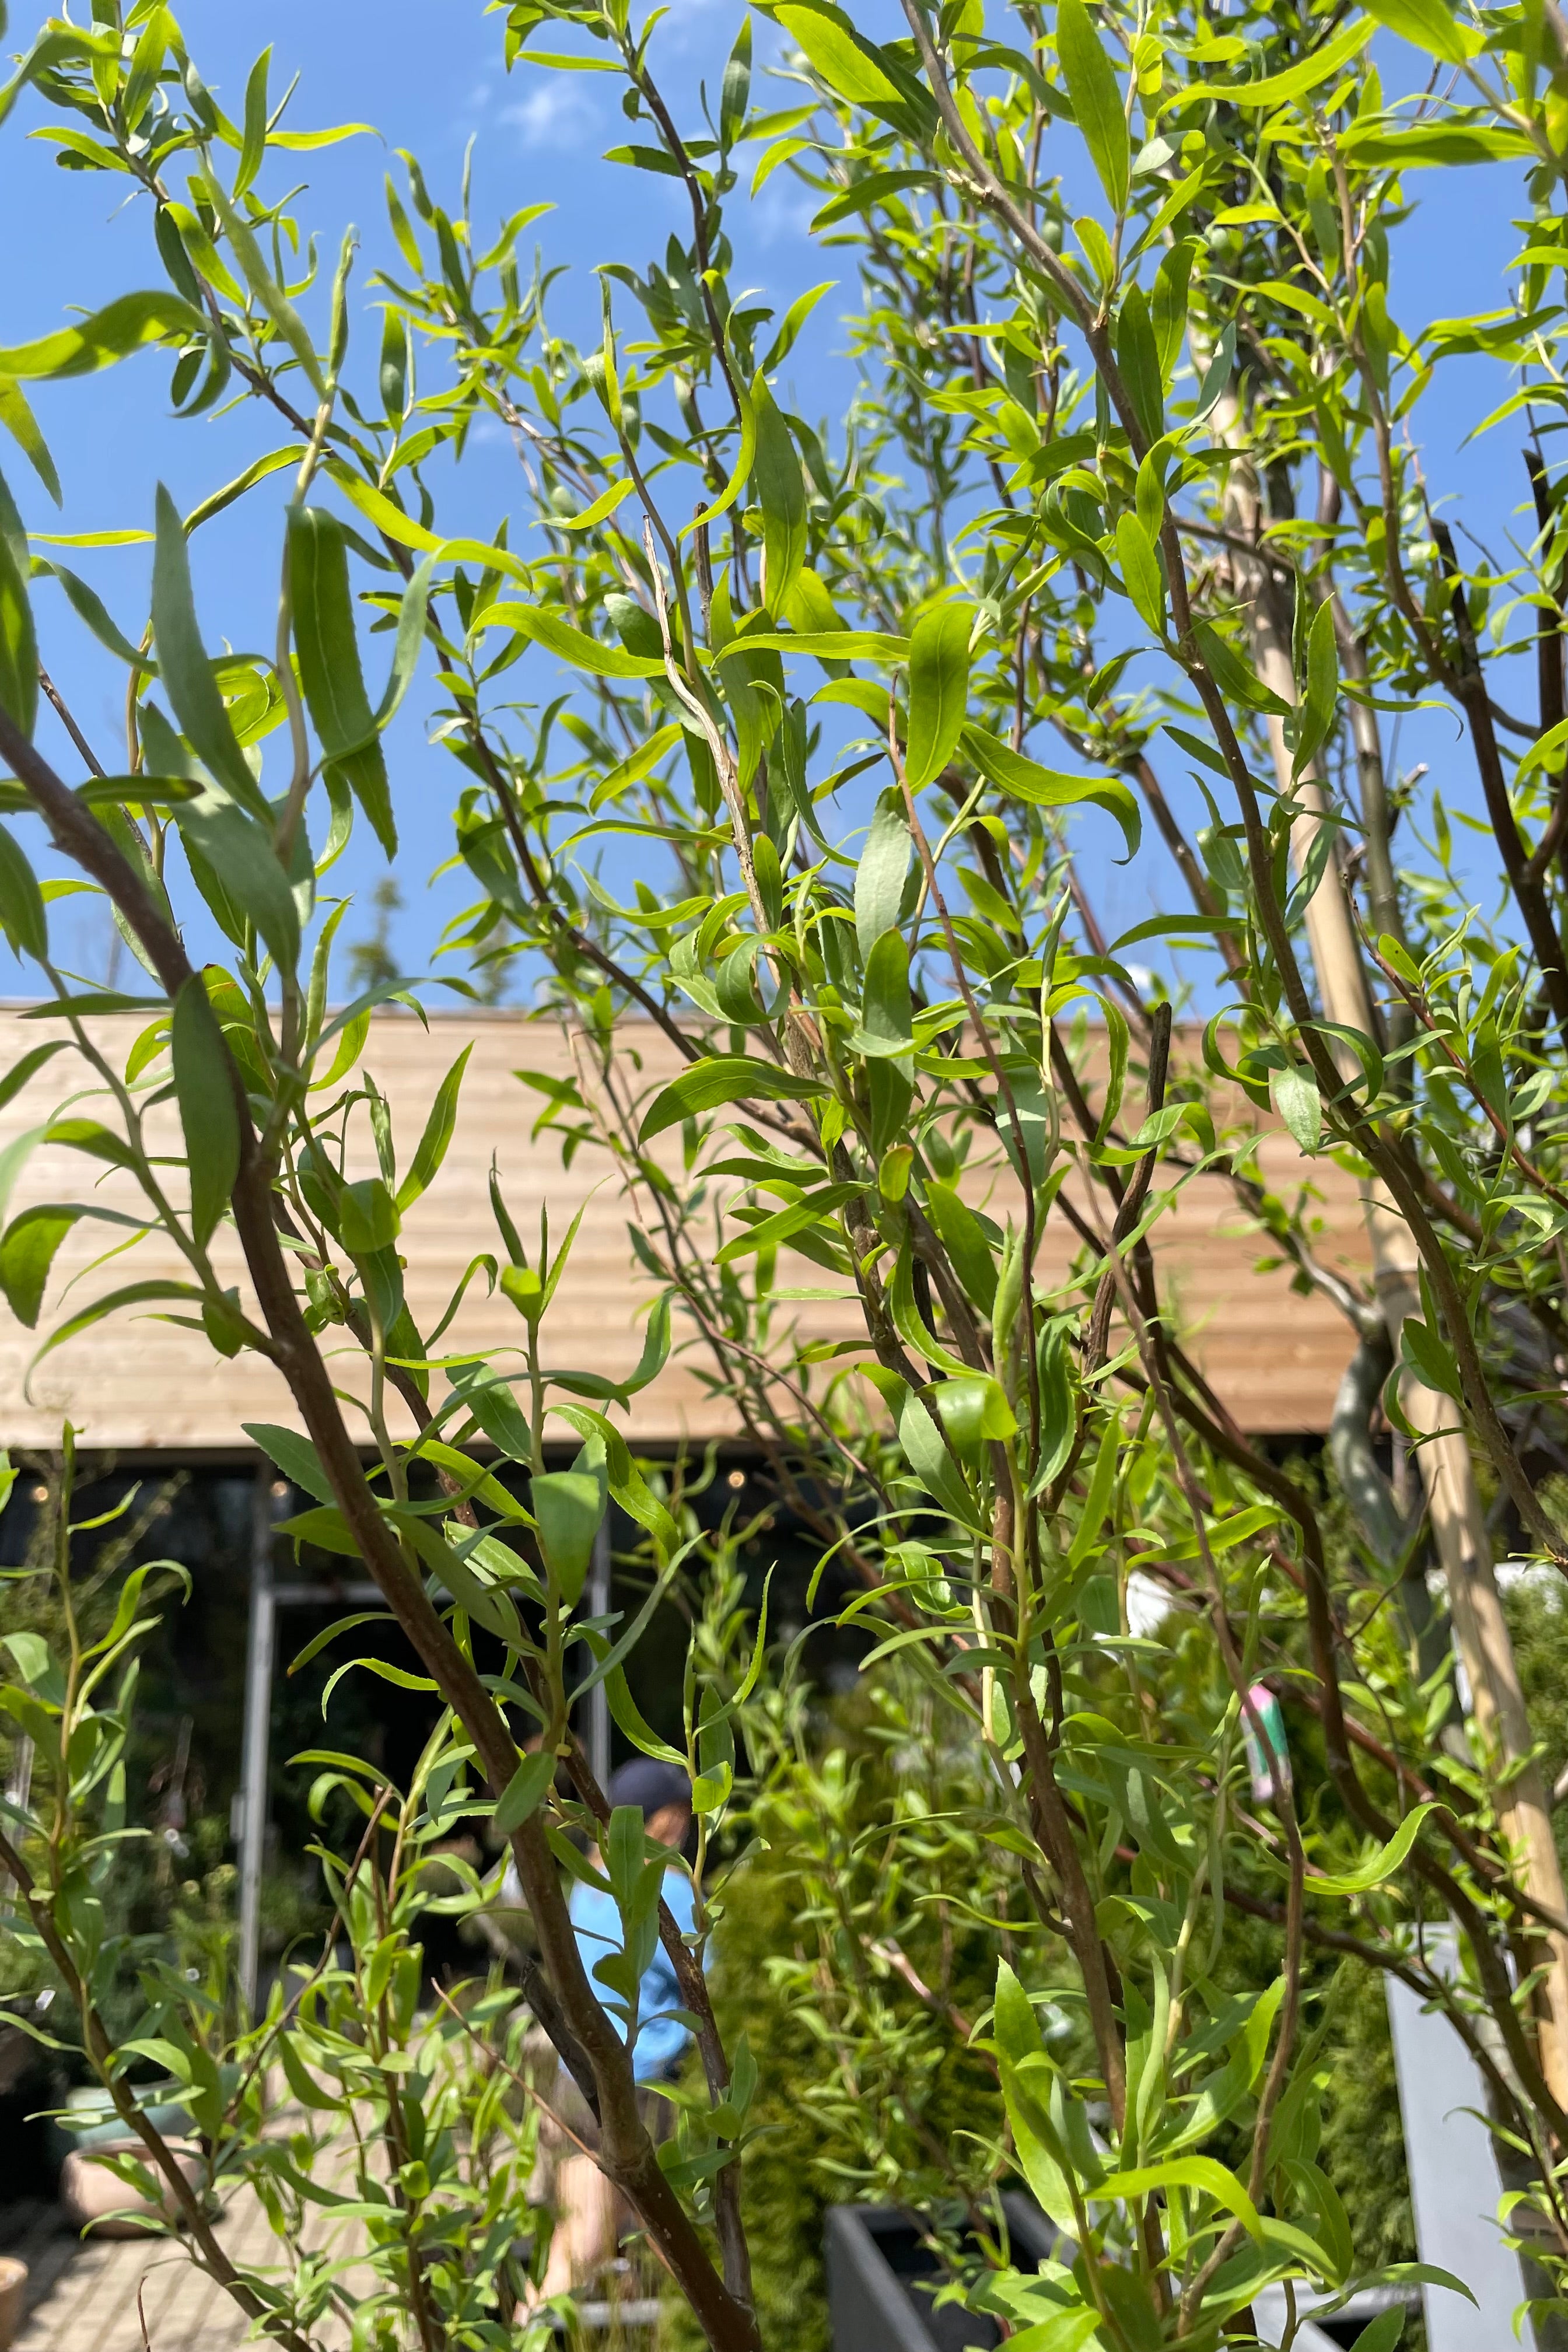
[0,1005,1371,1458]
[0,1003,1375,2000]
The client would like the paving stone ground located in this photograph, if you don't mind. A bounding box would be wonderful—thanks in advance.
[0,2181,660,2350]
[1,2187,284,2352]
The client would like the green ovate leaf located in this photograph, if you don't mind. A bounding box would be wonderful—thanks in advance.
[243,1422,337,1506]
[639,1057,829,1142]
[0,466,37,741]
[1364,0,1479,62]
[1294,597,1340,776]
[1269,1064,1321,1155]
[961,725,1141,859]
[530,1470,604,1608]
[396,1045,472,1212]
[751,374,808,611]
[1056,0,1129,213]
[493,1748,558,1838]
[177,795,305,974]
[0,291,206,380]
[855,788,913,958]
[0,377,59,503]
[288,504,397,858]
[0,1198,77,1327]
[0,825,45,957]
[484,601,666,680]
[860,928,913,1055]
[1199,13,1372,105]
[904,600,974,790]
[171,973,240,1248]
[151,487,271,821]
[1115,512,1166,636]
[769,4,904,106]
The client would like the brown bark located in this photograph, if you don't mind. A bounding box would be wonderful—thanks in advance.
[0,704,761,2352]
[1230,556,1568,2119]
[1432,517,1568,1042]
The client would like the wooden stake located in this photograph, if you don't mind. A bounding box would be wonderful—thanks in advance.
[1244,571,1568,2112]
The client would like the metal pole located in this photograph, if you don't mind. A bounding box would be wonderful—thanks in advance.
[585,1516,612,1787]
[237,1463,278,2017]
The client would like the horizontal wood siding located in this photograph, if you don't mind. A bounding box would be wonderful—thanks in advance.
[0,1009,1370,1452]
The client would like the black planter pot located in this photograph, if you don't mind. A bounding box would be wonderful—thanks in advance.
[825,2197,1062,2352]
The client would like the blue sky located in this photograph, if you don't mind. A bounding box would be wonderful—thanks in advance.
[2,0,827,988]
[0,1,1543,1004]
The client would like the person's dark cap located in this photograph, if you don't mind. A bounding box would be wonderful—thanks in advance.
[607,1758,691,1818]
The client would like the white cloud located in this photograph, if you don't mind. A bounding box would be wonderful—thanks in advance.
[499,79,600,150]
[750,177,818,249]
[659,0,729,54]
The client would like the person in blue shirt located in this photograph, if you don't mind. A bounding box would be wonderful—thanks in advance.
[540,1758,695,2306]
[568,1757,696,2083]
